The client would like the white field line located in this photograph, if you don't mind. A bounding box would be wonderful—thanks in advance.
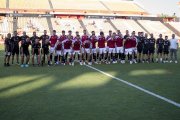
[85,64,180,108]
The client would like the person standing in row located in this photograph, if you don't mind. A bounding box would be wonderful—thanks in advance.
[170,34,178,63]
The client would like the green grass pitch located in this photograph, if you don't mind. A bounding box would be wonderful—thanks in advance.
[0,45,180,120]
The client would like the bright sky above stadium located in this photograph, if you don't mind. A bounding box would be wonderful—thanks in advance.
[134,0,180,17]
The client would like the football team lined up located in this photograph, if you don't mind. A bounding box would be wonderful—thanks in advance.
[4,29,179,67]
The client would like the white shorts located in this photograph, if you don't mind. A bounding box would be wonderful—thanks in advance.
[108,48,116,54]
[116,47,124,53]
[85,48,91,54]
[132,47,137,53]
[5,52,11,56]
[81,48,85,54]
[125,48,133,55]
[50,47,55,54]
[91,48,97,54]
[56,50,62,56]
[73,50,81,55]
[64,49,72,54]
[99,48,106,54]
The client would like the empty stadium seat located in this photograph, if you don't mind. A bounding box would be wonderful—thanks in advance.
[168,22,180,32]
[138,20,175,38]
[111,19,145,35]
[51,18,83,35]
[17,17,50,36]
[82,19,115,35]
[0,17,13,34]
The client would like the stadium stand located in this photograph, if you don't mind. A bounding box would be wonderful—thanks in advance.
[82,19,115,35]
[168,22,180,32]
[110,19,145,34]
[137,20,176,38]
[0,17,13,34]
[0,0,178,39]
[51,18,83,35]
[17,17,50,35]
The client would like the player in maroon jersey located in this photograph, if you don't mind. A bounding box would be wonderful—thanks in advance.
[74,31,80,39]
[49,30,58,64]
[57,30,67,65]
[117,30,121,35]
[106,30,112,41]
[62,35,73,65]
[123,32,133,64]
[72,35,82,65]
[81,30,89,64]
[106,30,113,61]
[98,31,106,64]
[83,35,92,65]
[106,32,116,64]
[67,30,73,39]
[115,31,124,63]
[55,38,63,65]
[89,31,98,64]
[59,30,67,41]
[131,31,138,63]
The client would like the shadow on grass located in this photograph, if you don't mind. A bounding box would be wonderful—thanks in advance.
[0,48,180,120]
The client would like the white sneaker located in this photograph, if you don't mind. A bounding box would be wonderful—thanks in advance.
[160,58,163,62]
[156,58,158,63]
[122,60,125,64]
[88,62,92,65]
[72,62,74,66]
[130,61,133,64]
[20,64,24,68]
[175,61,178,64]
[80,62,83,65]
[69,63,72,66]
[134,60,137,64]
[112,61,116,64]
[120,60,123,64]
[83,62,86,65]
[94,61,98,64]
[170,60,173,63]
[25,64,29,67]
[133,59,137,63]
